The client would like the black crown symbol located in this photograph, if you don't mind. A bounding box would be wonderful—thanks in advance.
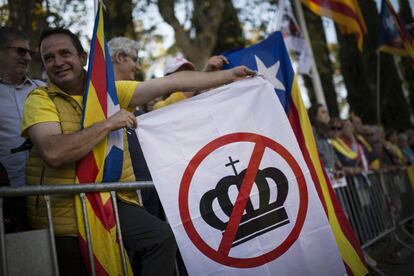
[200,157,290,247]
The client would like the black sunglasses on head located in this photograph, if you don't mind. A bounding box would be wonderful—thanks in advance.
[331,126,342,131]
[5,46,36,57]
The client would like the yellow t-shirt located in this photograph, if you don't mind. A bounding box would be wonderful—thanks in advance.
[153,91,187,110]
[21,81,138,137]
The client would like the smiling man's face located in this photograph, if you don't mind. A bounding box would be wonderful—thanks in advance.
[40,33,86,94]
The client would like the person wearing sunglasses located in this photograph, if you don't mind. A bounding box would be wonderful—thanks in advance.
[0,27,44,233]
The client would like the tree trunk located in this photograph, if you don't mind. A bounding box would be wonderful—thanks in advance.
[302,4,339,116]
[105,0,136,40]
[157,0,225,69]
[211,0,245,55]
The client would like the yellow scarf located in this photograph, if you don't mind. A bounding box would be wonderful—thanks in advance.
[385,141,405,162]
[331,138,357,160]
[356,134,372,152]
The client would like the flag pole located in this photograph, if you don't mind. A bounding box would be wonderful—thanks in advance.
[292,0,327,108]
[376,50,381,126]
[393,55,414,125]
[275,0,286,31]
[94,0,99,15]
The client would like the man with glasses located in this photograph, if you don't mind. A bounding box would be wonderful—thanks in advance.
[108,36,162,215]
[0,27,44,232]
[108,37,141,81]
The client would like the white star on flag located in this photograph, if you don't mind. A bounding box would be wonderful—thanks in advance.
[106,92,123,155]
[385,16,395,31]
[254,55,286,91]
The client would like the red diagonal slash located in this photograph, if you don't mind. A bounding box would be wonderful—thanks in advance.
[218,141,265,256]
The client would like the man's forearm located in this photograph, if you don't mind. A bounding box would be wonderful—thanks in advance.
[32,120,112,168]
[131,70,231,106]
[30,109,136,168]
[130,66,259,108]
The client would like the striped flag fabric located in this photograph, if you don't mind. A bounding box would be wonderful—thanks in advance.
[223,32,368,275]
[378,0,414,63]
[75,1,132,275]
[301,0,367,51]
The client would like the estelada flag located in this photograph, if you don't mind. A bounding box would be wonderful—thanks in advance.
[223,32,368,275]
[378,0,414,63]
[301,0,367,51]
[138,76,346,275]
[75,1,132,275]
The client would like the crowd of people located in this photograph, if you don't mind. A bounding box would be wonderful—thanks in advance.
[308,103,414,183]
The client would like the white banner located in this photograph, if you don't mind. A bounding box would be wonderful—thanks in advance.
[137,77,345,276]
[278,0,313,75]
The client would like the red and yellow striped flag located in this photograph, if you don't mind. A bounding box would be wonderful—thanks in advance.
[75,1,133,275]
[302,0,367,51]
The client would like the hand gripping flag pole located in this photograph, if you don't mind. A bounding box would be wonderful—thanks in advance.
[74,1,133,275]
[223,32,368,276]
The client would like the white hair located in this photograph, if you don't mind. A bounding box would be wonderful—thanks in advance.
[107,37,139,59]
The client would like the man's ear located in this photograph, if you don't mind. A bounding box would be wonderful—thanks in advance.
[113,52,124,64]
[80,52,88,66]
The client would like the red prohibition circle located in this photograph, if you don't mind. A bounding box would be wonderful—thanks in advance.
[178,132,308,268]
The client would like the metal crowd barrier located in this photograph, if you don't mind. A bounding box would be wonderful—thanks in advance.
[333,170,414,275]
[1,172,413,275]
[0,181,154,276]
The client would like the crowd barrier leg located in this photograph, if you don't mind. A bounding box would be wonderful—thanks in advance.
[369,266,387,276]
[44,195,60,275]
[111,191,129,276]
[393,231,414,253]
[80,192,97,276]
[397,171,414,242]
[400,216,414,240]
[381,172,414,254]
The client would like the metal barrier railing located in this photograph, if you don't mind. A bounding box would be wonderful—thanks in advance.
[0,181,154,276]
[333,170,414,275]
[1,172,413,275]
[381,171,414,252]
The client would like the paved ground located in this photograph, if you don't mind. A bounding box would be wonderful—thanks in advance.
[368,239,414,275]
[377,248,414,276]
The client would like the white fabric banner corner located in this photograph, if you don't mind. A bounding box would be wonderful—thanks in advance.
[137,77,345,276]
